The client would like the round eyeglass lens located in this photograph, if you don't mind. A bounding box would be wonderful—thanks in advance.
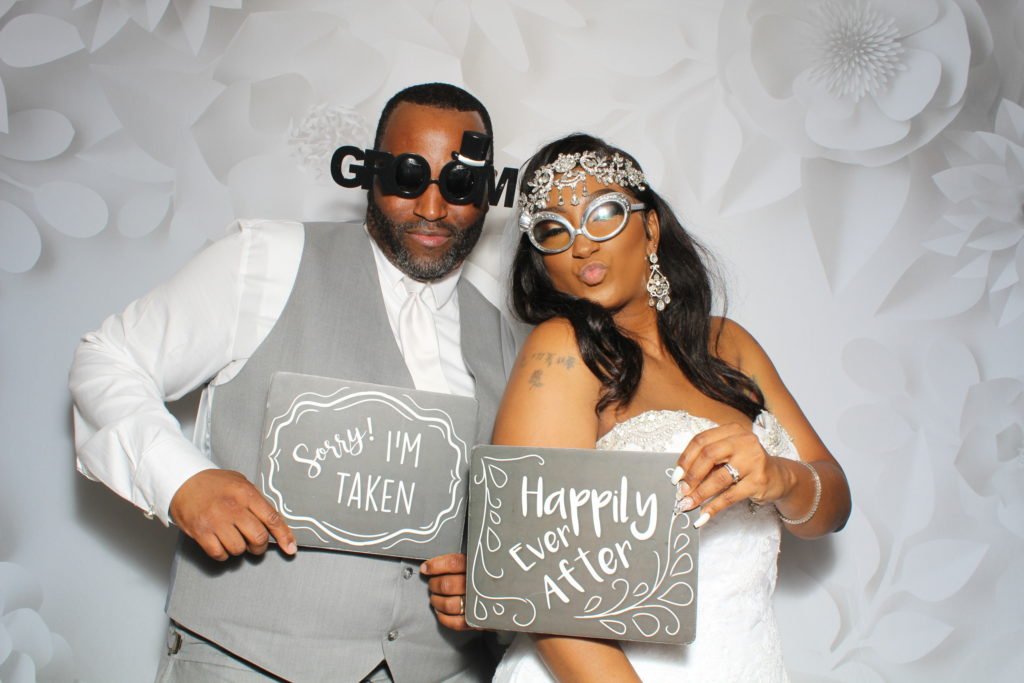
[531,216,572,252]
[394,155,429,195]
[584,198,627,238]
[443,164,476,201]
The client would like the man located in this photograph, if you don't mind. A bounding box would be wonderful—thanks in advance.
[70,83,517,681]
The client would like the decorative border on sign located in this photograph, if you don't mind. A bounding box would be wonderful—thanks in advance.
[574,507,694,638]
[469,453,543,627]
[260,388,467,549]
[470,457,695,640]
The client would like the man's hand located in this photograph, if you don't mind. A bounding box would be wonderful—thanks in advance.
[169,469,297,561]
[421,553,471,631]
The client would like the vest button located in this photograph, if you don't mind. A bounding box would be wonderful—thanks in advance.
[387,630,399,641]
[402,566,414,579]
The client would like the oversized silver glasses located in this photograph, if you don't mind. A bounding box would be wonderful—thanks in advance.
[519,192,647,254]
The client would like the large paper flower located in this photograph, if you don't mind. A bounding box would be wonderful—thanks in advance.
[719,0,991,167]
[882,99,1024,325]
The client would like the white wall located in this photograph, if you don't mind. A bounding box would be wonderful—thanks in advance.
[1,0,1021,680]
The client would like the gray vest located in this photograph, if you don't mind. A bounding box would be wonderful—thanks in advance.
[165,223,515,682]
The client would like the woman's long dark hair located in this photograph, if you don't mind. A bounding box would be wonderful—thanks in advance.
[511,133,765,419]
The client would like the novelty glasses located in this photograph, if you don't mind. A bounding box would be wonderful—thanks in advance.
[520,192,647,254]
[378,153,485,205]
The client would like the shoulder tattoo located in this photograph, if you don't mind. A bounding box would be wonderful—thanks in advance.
[529,352,577,370]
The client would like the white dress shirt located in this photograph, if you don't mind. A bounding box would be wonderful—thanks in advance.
[70,218,473,524]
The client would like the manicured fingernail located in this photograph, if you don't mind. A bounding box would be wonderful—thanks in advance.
[679,497,693,511]
[670,466,684,484]
[694,512,710,528]
[677,480,690,496]
[419,561,428,573]
[285,541,297,554]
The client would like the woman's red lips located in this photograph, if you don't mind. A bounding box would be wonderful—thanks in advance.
[578,262,608,285]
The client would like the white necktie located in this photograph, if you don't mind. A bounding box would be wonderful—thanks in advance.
[398,278,451,393]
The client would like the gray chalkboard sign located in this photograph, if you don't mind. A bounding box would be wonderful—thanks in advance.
[257,372,477,559]
[466,445,698,644]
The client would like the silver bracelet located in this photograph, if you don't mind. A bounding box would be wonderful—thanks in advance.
[778,460,821,525]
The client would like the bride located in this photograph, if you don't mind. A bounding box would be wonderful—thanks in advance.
[489,133,851,681]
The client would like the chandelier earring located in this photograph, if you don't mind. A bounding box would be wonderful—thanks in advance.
[646,252,671,311]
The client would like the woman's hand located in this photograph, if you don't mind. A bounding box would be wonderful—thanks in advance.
[672,422,791,527]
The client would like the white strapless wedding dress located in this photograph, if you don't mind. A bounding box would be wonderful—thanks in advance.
[491,410,795,682]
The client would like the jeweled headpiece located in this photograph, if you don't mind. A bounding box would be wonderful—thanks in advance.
[518,151,647,217]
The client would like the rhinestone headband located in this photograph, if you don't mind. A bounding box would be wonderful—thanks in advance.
[518,151,647,216]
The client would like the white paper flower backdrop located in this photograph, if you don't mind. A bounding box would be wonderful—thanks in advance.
[1,0,1022,680]
[0,544,75,682]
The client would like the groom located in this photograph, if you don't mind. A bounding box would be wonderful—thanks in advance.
[70,82,517,681]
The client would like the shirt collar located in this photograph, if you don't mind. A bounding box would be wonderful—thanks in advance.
[366,224,462,308]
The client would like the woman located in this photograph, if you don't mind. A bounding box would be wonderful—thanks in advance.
[490,133,851,682]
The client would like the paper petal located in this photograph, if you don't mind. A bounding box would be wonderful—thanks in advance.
[91,63,225,166]
[867,611,952,663]
[902,0,971,107]
[998,281,1024,325]
[838,404,913,452]
[144,0,171,31]
[804,158,910,291]
[873,49,941,122]
[962,378,1023,433]
[35,181,108,238]
[432,0,472,55]
[0,652,36,683]
[77,129,174,183]
[830,661,887,683]
[898,538,988,601]
[923,338,978,408]
[841,338,907,395]
[226,155,308,221]
[0,109,74,161]
[881,434,936,538]
[0,201,42,273]
[968,227,1024,251]
[879,252,986,319]
[0,14,84,67]
[249,74,314,134]
[0,563,43,612]
[750,13,811,98]
[1,609,52,669]
[214,12,337,83]
[719,136,801,215]
[191,82,266,181]
[775,566,841,660]
[169,140,233,247]
[509,0,585,27]
[471,0,529,71]
[91,0,131,50]
[35,633,74,683]
[806,97,910,152]
[118,192,170,237]
[994,99,1024,143]
[173,0,212,54]
[0,624,11,667]
[674,89,742,201]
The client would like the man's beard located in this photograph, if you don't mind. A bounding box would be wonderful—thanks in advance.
[366,194,485,281]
